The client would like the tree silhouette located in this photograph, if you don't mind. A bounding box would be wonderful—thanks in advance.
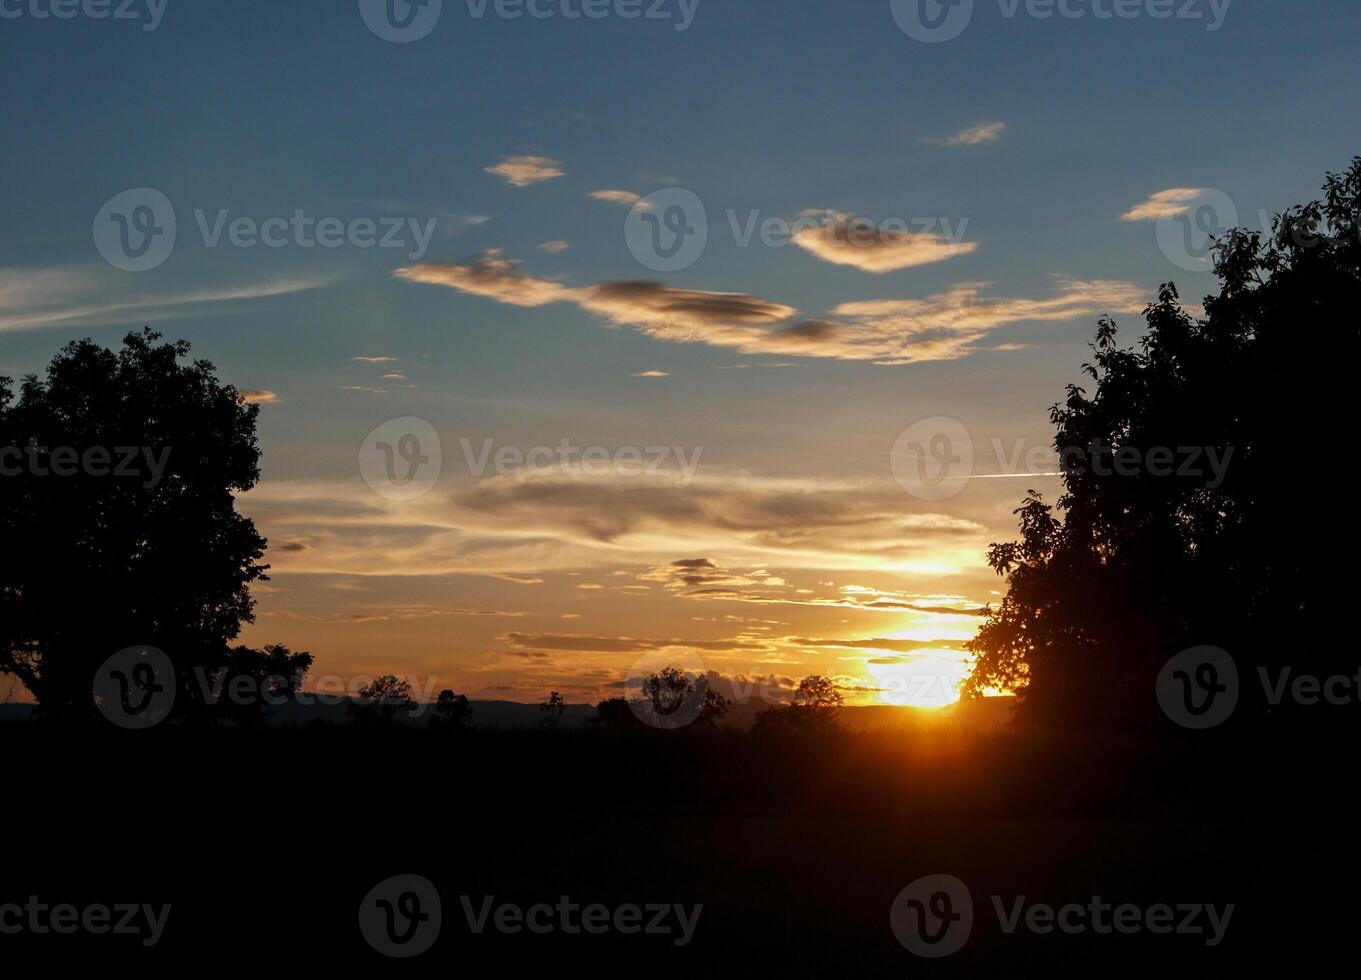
[432,688,473,730]
[0,329,269,721]
[754,674,843,734]
[539,691,566,728]
[965,157,1361,733]
[349,674,415,727]
[636,667,730,730]
[212,644,314,725]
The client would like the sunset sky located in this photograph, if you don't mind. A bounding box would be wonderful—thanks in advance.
[2,1,1358,707]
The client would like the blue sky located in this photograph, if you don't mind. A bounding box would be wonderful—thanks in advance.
[2,0,1358,705]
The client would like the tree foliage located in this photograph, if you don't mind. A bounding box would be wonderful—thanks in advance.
[965,158,1361,732]
[0,329,269,719]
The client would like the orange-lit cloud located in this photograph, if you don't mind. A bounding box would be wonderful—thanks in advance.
[1120,188,1205,222]
[589,189,644,207]
[396,253,1145,364]
[923,122,1006,147]
[484,155,565,187]
[792,212,978,273]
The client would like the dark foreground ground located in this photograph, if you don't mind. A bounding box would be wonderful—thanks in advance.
[4,723,1354,975]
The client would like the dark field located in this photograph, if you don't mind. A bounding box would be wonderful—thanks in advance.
[7,724,1350,974]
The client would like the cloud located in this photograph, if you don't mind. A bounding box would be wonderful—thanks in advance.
[538,240,571,253]
[484,155,565,187]
[924,122,1006,147]
[240,389,280,405]
[241,468,993,583]
[0,266,333,333]
[502,632,767,654]
[395,252,1144,364]
[353,355,399,363]
[491,573,544,585]
[396,250,576,307]
[789,637,968,653]
[1120,188,1205,222]
[632,370,670,378]
[792,213,978,273]
[638,558,988,615]
[589,190,644,207]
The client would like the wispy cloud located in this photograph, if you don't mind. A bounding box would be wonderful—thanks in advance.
[924,122,1005,147]
[352,355,399,363]
[1120,188,1204,222]
[538,240,571,254]
[240,389,280,405]
[394,251,1144,364]
[632,370,670,378]
[589,189,644,208]
[0,266,333,333]
[484,155,566,187]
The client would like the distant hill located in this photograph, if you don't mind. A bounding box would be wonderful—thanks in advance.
[0,696,1015,731]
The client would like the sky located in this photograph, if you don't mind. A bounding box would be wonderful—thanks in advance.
[2,0,1358,708]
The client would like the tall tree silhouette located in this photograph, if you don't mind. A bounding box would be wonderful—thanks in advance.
[965,158,1361,732]
[0,329,269,720]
